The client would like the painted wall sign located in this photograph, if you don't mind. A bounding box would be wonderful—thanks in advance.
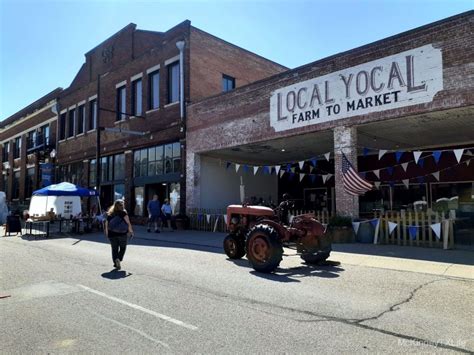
[270,44,443,132]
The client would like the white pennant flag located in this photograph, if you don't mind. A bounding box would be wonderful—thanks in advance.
[401,162,409,172]
[454,149,464,163]
[322,174,329,183]
[430,223,441,240]
[253,166,259,175]
[235,164,240,172]
[352,222,361,235]
[374,181,381,189]
[467,159,471,167]
[206,214,211,223]
[298,161,305,170]
[378,150,387,160]
[299,174,305,182]
[402,179,410,188]
[373,169,380,178]
[414,151,422,164]
[279,170,285,178]
[324,152,331,161]
[275,165,281,174]
[388,221,398,234]
[432,171,440,181]
[223,214,228,224]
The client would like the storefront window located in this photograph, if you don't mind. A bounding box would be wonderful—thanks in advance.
[431,182,474,213]
[89,159,96,187]
[134,142,180,177]
[12,171,20,199]
[114,154,125,180]
[25,168,35,198]
[360,184,427,213]
[169,182,180,215]
[114,184,125,201]
[134,186,144,216]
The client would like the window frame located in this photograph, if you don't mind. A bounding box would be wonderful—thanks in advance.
[131,79,143,117]
[148,70,160,110]
[167,62,180,104]
[222,74,236,92]
[116,85,127,121]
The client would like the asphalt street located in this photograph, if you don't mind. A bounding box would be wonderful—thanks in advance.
[1,230,473,354]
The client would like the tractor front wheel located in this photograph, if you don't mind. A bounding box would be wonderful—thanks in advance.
[246,224,283,273]
[301,251,330,264]
[223,234,246,259]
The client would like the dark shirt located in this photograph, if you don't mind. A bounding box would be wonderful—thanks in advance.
[107,210,128,237]
[147,200,161,216]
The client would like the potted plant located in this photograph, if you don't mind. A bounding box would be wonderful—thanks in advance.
[327,215,355,243]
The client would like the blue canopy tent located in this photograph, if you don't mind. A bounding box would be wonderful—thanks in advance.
[33,182,98,197]
[31,182,100,218]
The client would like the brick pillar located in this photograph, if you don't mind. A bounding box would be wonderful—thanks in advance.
[124,151,134,214]
[179,139,186,214]
[185,150,201,212]
[19,134,27,201]
[7,140,13,202]
[334,126,359,218]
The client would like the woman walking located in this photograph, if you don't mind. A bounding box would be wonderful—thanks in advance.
[104,200,134,270]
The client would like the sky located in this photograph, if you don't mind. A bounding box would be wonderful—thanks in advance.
[0,0,472,120]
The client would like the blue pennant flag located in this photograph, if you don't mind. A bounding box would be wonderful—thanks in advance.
[418,158,425,168]
[432,150,442,164]
[408,226,418,240]
[243,165,249,173]
[395,151,403,163]
[387,167,394,176]
[311,158,318,167]
[369,218,379,228]
[286,164,292,172]
[310,175,316,183]
[363,147,370,157]
[198,214,203,222]
[265,166,271,174]
[226,162,231,170]
[289,172,295,181]
[271,167,276,175]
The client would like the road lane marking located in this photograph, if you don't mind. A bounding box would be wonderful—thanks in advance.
[78,284,198,330]
[93,313,170,349]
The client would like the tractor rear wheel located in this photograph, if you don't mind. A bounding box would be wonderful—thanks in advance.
[223,234,246,259]
[246,224,283,273]
[301,251,330,264]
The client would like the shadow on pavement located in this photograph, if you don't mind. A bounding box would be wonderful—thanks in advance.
[101,270,133,279]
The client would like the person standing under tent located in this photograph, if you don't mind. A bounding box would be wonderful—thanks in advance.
[104,199,134,270]
[147,194,161,233]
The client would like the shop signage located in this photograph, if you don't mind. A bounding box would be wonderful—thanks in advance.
[270,44,443,132]
[40,163,54,187]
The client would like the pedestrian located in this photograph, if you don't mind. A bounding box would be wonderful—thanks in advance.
[147,194,161,233]
[161,198,173,231]
[104,199,134,270]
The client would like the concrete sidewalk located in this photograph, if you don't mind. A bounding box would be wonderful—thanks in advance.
[128,226,473,280]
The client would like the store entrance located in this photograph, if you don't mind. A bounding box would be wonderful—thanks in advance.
[100,185,114,211]
[146,183,167,209]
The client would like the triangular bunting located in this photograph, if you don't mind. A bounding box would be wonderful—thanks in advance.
[413,151,422,164]
[432,150,442,164]
[395,151,403,163]
[467,159,470,167]
[369,218,379,228]
[275,165,281,174]
[388,222,398,235]
[374,181,381,189]
[402,179,409,189]
[322,174,329,184]
[430,223,441,240]
[378,150,387,160]
[206,214,211,223]
[401,162,409,172]
[223,214,228,224]
[324,152,331,161]
[408,226,418,240]
[279,170,285,178]
[352,222,361,235]
[286,164,292,172]
[454,149,464,163]
[311,158,318,167]
[298,161,305,170]
[373,169,380,179]
[253,166,259,175]
[299,174,305,182]
[235,164,240,172]
[432,171,440,181]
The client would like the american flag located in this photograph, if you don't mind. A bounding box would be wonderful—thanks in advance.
[342,153,373,195]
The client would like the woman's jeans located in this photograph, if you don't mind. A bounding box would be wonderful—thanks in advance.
[109,235,127,262]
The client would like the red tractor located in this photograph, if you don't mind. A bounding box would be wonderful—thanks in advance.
[223,204,332,273]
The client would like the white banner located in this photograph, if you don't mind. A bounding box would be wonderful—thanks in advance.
[235,164,240,172]
[454,149,464,163]
[299,174,305,182]
[414,151,422,164]
[270,44,443,132]
[388,221,398,234]
[298,161,305,170]
[401,162,409,172]
[430,222,441,240]
[373,169,380,178]
[432,171,440,181]
[223,214,228,224]
[206,214,211,224]
[324,152,331,161]
[378,150,387,160]
[352,222,361,235]
[253,166,259,175]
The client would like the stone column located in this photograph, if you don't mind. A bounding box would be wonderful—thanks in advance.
[334,126,359,218]
[185,150,201,212]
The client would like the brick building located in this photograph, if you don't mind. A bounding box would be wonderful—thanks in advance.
[186,11,474,239]
[1,21,287,217]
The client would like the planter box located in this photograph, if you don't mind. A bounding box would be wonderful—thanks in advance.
[329,227,355,243]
